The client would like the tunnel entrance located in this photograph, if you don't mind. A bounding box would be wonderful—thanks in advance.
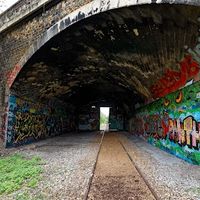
[5,3,200,165]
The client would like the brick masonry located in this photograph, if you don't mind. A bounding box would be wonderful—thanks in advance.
[0,0,93,144]
[0,0,199,145]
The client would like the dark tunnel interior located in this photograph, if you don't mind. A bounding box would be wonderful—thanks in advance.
[7,4,200,146]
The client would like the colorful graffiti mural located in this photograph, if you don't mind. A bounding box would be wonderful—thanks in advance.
[6,95,73,147]
[150,55,200,99]
[130,81,200,165]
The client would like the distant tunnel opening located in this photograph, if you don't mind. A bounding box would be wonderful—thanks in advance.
[6,3,200,164]
[100,107,110,131]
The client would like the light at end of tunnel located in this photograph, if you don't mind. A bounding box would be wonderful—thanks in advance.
[91,106,96,109]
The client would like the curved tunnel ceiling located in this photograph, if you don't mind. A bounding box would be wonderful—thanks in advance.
[11,4,200,109]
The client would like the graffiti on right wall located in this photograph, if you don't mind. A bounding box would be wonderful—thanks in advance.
[130,81,200,165]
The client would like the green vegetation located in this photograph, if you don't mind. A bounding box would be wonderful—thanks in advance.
[0,154,43,195]
[100,111,109,126]
[16,192,30,200]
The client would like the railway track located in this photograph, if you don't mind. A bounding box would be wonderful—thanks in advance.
[84,131,105,200]
[85,132,159,200]
[119,140,159,200]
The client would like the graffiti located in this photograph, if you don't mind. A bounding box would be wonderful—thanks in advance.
[14,113,47,143]
[12,112,63,143]
[130,116,144,136]
[100,0,111,12]
[6,95,73,147]
[150,55,199,98]
[175,91,183,103]
[131,81,200,165]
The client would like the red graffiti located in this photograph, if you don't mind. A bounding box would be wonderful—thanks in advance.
[151,55,200,98]
[161,120,169,138]
[7,64,22,88]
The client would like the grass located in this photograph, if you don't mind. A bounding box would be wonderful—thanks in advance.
[0,153,43,195]
[16,192,30,200]
[100,111,109,126]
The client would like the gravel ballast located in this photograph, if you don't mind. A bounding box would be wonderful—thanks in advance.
[88,133,156,200]
[119,133,200,200]
[0,132,102,200]
[1,131,200,200]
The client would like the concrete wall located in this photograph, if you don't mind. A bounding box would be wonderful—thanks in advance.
[130,81,200,165]
[6,94,75,147]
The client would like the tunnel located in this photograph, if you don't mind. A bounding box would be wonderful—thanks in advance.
[6,3,200,164]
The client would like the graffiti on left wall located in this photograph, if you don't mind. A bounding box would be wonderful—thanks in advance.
[6,95,70,147]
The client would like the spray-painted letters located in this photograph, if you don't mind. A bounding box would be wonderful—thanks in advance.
[131,81,200,165]
[150,56,199,98]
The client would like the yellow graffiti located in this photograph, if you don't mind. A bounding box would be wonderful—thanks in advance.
[14,112,48,143]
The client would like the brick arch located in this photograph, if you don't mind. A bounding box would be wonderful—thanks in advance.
[7,0,200,89]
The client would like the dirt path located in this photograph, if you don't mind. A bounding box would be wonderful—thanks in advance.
[87,132,156,200]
